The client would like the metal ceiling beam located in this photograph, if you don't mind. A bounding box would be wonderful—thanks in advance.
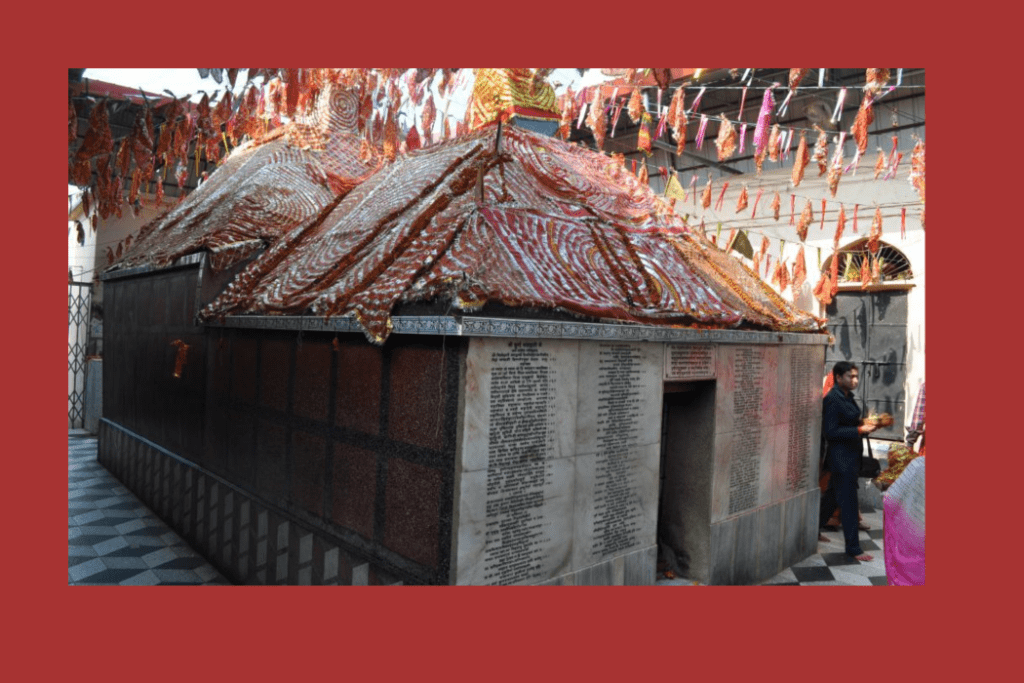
[653,140,744,175]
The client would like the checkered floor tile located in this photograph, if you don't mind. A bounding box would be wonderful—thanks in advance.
[656,506,889,587]
[73,430,890,587]
[68,433,231,586]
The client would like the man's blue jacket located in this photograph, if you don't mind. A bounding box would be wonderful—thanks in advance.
[822,385,864,475]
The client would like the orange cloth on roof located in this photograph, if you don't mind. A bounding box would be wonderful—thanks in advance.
[467,69,560,130]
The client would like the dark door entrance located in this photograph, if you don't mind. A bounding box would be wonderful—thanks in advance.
[825,289,909,440]
[657,380,716,580]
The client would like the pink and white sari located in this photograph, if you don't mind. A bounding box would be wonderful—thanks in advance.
[883,456,925,585]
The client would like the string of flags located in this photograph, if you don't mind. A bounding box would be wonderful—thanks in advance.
[697,214,905,305]
[651,149,920,304]
[659,166,918,236]
[569,69,924,235]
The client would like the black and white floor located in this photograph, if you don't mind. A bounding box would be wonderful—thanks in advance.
[656,506,889,586]
[71,431,887,586]
[68,432,229,586]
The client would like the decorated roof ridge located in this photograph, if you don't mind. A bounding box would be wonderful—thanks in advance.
[467,69,560,130]
[197,122,822,343]
[107,82,383,274]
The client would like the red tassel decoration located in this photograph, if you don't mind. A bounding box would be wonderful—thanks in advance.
[770,191,781,221]
[735,184,749,213]
[835,204,846,248]
[790,194,796,226]
[797,199,814,242]
[696,114,709,150]
[901,207,907,239]
[852,204,859,233]
[750,188,764,218]
[868,207,883,253]
[820,199,827,230]
[715,181,730,211]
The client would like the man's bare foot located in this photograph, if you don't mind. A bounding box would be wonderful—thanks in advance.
[849,553,873,562]
[818,534,830,543]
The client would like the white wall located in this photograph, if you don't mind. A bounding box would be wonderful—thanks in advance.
[675,159,925,418]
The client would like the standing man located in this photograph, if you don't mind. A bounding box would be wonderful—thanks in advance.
[819,361,877,561]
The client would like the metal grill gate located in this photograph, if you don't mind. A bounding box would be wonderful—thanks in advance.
[68,282,92,429]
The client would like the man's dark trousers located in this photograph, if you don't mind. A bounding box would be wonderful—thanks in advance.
[820,454,863,556]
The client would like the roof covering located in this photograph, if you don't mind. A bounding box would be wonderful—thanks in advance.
[198,122,822,343]
[110,83,381,273]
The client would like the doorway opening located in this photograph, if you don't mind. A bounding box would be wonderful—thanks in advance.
[657,380,716,581]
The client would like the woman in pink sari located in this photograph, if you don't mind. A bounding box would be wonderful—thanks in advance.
[884,456,925,585]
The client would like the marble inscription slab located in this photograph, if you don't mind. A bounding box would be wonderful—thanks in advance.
[455,338,579,584]
[460,338,578,472]
[784,346,818,495]
[576,342,663,454]
[572,442,660,569]
[455,462,575,585]
[727,347,767,515]
[664,344,717,381]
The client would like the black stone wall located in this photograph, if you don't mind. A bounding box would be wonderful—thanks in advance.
[101,265,463,584]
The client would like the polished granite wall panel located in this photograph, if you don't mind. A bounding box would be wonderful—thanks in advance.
[293,340,332,423]
[782,492,807,570]
[254,421,288,502]
[731,509,760,585]
[334,342,382,435]
[102,295,462,585]
[388,345,448,452]
[756,502,783,579]
[706,499,796,585]
[225,408,255,485]
[290,430,326,516]
[803,488,820,557]
[708,516,737,585]
[231,335,257,406]
[623,545,659,585]
[102,267,207,463]
[383,457,443,568]
[259,338,292,413]
[330,442,378,541]
[573,555,616,586]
